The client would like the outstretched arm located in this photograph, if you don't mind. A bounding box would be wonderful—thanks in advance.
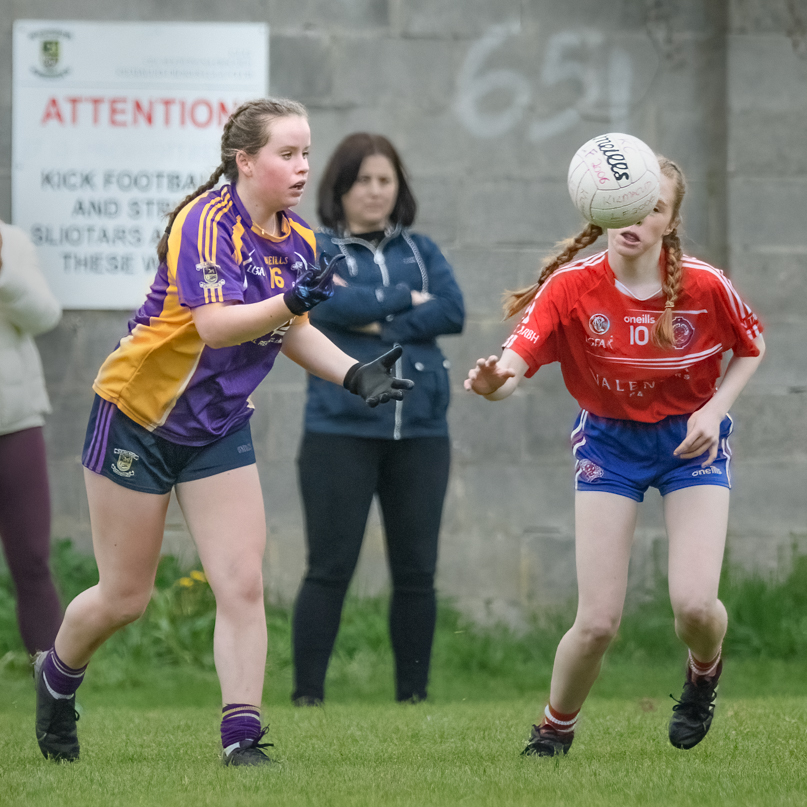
[281,317,356,384]
[674,334,766,466]
[282,318,414,407]
[464,349,529,401]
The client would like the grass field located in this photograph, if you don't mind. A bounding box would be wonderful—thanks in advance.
[2,671,807,807]
[3,544,807,805]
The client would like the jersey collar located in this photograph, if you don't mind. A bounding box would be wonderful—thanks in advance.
[228,183,291,242]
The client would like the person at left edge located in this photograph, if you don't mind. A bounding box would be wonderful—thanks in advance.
[32,98,413,766]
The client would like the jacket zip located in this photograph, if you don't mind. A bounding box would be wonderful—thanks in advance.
[331,228,412,440]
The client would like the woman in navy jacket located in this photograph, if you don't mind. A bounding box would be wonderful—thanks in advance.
[292,133,464,704]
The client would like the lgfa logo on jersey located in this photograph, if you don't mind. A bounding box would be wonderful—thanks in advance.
[589,313,610,335]
[112,448,139,478]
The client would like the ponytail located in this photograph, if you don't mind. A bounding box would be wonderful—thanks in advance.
[156,96,308,265]
[503,223,603,319]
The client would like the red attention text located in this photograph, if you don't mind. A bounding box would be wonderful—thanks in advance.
[41,97,236,128]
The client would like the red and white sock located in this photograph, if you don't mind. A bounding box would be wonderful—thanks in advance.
[542,703,580,736]
[688,648,722,683]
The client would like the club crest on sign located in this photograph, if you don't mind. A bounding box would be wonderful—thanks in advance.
[112,448,139,478]
[42,40,59,69]
[29,29,72,78]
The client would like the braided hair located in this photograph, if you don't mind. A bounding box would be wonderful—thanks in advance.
[650,156,687,349]
[503,155,687,334]
[156,97,308,264]
[503,223,603,319]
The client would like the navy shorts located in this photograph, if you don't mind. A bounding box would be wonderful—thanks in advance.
[81,395,256,494]
[571,410,733,502]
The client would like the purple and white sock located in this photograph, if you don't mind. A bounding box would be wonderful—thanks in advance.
[41,648,87,699]
[221,703,262,755]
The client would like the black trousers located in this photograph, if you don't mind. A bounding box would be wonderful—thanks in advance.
[292,432,451,702]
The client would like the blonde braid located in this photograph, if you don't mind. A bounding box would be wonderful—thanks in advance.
[649,155,687,349]
[651,230,684,348]
[503,223,603,319]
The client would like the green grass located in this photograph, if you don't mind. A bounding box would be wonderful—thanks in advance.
[3,541,807,804]
[3,689,807,807]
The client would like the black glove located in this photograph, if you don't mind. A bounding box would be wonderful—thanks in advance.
[284,253,344,316]
[343,345,415,408]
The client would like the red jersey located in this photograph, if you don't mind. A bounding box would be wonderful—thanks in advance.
[504,250,762,422]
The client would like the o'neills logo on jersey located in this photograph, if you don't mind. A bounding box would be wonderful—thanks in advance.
[589,313,611,335]
[112,448,139,478]
[672,317,695,349]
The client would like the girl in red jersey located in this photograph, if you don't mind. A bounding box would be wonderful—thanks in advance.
[465,156,765,756]
[33,98,412,767]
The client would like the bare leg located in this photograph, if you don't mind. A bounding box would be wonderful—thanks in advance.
[665,486,729,661]
[176,465,267,706]
[54,470,169,668]
[548,491,638,713]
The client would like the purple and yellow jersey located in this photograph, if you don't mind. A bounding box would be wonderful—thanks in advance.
[92,184,316,446]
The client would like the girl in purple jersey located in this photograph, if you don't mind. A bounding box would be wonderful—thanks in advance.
[33,98,412,767]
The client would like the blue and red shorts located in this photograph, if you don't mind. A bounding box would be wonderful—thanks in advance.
[81,395,256,495]
[570,410,733,502]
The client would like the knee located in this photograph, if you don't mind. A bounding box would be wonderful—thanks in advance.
[100,588,152,628]
[673,600,717,635]
[212,568,265,609]
[574,615,621,655]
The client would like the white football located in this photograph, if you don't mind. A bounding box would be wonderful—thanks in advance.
[567,133,661,229]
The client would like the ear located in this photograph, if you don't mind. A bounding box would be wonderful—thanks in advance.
[664,216,680,237]
[235,150,253,178]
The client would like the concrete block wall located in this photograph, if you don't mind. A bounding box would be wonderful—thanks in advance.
[1,0,805,624]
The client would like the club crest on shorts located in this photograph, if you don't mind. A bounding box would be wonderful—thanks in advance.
[672,316,695,349]
[576,459,604,483]
[589,313,611,335]
[112,448,139,478]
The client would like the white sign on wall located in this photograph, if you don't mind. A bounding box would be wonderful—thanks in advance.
[12,20,269,309]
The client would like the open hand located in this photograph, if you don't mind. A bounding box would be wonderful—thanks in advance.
[343,344,415,407]
[464,355,516,396]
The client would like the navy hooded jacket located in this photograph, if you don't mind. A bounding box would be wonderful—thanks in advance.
[303,225,465,439]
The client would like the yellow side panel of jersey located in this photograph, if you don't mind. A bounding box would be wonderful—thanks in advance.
[93,202,206,430]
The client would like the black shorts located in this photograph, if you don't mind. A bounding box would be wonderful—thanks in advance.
[81,395,256,494]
